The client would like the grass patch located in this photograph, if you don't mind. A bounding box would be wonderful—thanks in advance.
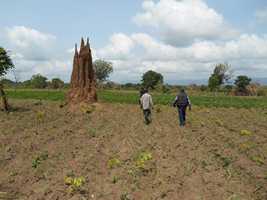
[6,89,267,108]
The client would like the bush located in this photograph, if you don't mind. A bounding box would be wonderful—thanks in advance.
[257,89,266,96]
[200,85,208,92]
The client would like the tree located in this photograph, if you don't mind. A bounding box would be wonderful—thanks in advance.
[141,70,163,89]
[31,74,48,89]
[93,59,113,83]
[0,78,15,87]
[234,75,251,94]
[50,78,64,89]
[208,63,232,91]
[0,47,14,111]
[208,74,220,91]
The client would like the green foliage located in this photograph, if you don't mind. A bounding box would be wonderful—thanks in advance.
[234,75,251,92]
[32,152,48,168]
[200,85,208,92]
[31,74,48,89]
[120,192,132,200]
[0,47,14,77]
[141,70,163,89]
[64,176,86,193]
[112,176,119,184]
[93,59,113,82]
[208,74,220,91]
[108,158,121,169]
[251,156,265,166]
[208,63,232,91]
[0,78,15,87]
[135,152,152,169]
[88,127,97,138]
[50,78,64,89]
[240,129,252,136]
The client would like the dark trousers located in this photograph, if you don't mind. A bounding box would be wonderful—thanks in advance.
[143,109,151,124]
[178,106,187,126]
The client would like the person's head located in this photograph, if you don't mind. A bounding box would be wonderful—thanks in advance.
[144,88,148,94]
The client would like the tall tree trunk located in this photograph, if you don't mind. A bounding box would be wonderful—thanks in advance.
[0,83,9,111]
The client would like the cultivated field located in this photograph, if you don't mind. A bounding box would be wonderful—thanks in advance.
[0,99,266,200]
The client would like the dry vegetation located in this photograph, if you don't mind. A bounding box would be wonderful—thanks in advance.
[0,100,266,200]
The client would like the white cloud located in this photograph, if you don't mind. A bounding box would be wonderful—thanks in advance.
[133,0,238,46]
[6,26,56,48]
[255,7,267,23]
[2,26,71,81]
[6,26,56,61]
[97,33,135,60]
[2,1,267,84]
[95,32,267,82]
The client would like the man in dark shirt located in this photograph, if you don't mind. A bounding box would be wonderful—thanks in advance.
[173,89,191,127]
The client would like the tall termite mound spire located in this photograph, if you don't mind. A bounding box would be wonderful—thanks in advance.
[68,37,97,105]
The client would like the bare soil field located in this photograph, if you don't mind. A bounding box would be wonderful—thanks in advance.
[0,100,266,200]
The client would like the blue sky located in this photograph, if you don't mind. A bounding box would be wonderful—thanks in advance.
[1,0,267,84]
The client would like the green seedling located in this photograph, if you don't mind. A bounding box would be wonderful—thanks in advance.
[108,158,121,169]
[80,104,95,114]
[228,194,241,200]
[213,152,232,168]
[32,158,41,168]
[112,176,119,184]
[64,176,85,193]
[32,152,48,168]
[120,192,132,200]
[251,156,265,166]
[135,152,152,169]
[239,142,255,152]
[36,111,45,122]
[240,130,252,136]
[88,127,97,138]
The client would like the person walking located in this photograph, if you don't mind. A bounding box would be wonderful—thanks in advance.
[173,88,191,127]
[140,89,153,124]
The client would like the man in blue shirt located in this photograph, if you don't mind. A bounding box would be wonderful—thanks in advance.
[173,89,191,127]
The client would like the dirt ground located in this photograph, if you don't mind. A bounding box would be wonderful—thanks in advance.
[0,100,266,200]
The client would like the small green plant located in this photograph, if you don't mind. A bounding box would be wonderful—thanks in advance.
[80,103,95,114]
[240,130,252,136]
[32,152,48,168]
[32,157,41,168]
[88,127,97,138]
[64,176,85,193]
[239,142,255,152]
[120,192,132,200]
[251,156,265,166]
[228,194,241,200]
[135,152,152,169]
[213,152,232,168]
[112,176,119,184]
[108,158,121,169]
[36,111,45,122]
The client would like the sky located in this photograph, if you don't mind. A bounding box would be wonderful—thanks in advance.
[1,0,267,84]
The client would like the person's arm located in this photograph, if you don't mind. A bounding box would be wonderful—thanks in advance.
[187,96,192,110]
[150,95,154,109]
[173,96,178,107]
[140,96,143,109]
